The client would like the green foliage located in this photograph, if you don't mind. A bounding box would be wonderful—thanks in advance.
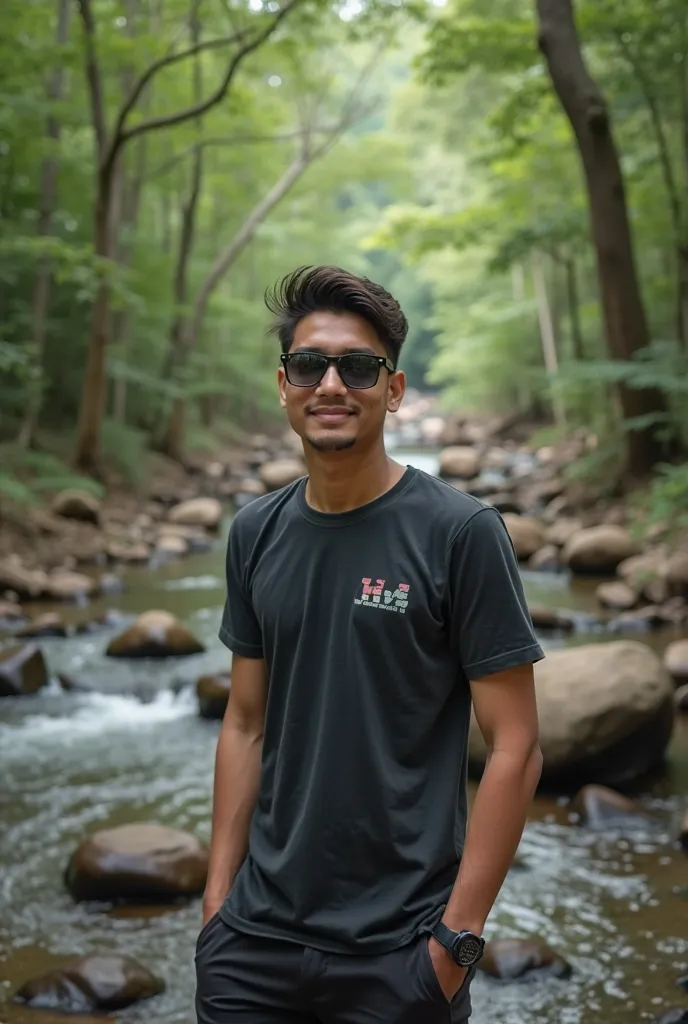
[631,463,688,541]
[0,445,104,508]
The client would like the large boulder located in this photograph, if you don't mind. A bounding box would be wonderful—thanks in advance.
[259,459,305,491]
[65,822,208,902]
[51,489,101,525]
[469,641,674,790]
[167,497,222,530]
[501,514,545,561]
[13,954,163,1013]
[196,672,231,720]
[438,446,480,480]
[0,643,49,697]
[106,610,204,658]
[617,548,668,601]
[563,526,638,575]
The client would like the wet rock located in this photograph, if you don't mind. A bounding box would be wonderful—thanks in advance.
[0,643,49,697]
[105,540,151,563]
[156,533,189,557]
[233,477,267,498]
[528,605,575,632]
[51,489,101,525]
[259,458,306,491]
[106,610,205,658]
[13,954,163,1013]
[483,447,511,471]
[167,497,222,530]
[501,514,545,561]
[545,517,584,548]
[596,581,638,611]
[654,1011,688,1024]
[469,641,674,790]
[438,446,480,480]
[563,525,638,575]
[570,784,655,830]
[678,974,688,993]
[45,570,96,602]
[0,560,50,601]
[528,544,560,572]
[197,672,231,719]
[675,684,688,713]
[478,938,572,982]
[65,822,208,902]
[58,672,92,693]
[665,640,688,686]
[16,612,68,639]
[617,549,667,599]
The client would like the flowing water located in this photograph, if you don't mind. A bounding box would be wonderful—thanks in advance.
[1,449,687,1024]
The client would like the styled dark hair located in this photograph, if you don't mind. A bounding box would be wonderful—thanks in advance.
[265,265,408,367]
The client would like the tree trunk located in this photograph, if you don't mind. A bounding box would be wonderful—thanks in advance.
[565,257,585,359]
[74,177,114,473]
[18,0,70,448]
[532,250,567,431]
[158,0,204,462]
[537,0,670,474]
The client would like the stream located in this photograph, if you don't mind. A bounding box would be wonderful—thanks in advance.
[1,448,687,1024]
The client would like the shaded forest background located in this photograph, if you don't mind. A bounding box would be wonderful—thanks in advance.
[1,0,687,526]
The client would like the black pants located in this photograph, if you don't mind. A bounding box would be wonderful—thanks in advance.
[195,912,474,1023]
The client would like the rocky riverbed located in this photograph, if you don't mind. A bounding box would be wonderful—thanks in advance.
[1,418,688,1024]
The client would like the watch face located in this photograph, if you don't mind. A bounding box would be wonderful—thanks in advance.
[456,934,483,966]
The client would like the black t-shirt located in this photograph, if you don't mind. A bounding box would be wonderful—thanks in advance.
[218,466,544,954]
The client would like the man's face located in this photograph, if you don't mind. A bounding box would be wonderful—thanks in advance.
[278,311,405,452]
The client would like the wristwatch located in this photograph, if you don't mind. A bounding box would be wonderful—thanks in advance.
[431,921,485,967]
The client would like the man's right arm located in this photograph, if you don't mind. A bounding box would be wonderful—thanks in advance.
[202,653,268,925]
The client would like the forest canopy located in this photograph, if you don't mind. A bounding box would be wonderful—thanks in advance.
[1,0,686,502]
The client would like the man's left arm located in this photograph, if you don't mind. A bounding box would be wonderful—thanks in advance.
[428,509,544,998]
[429,665,542,996]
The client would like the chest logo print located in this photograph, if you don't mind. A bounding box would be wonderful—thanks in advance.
[354,578,410,614]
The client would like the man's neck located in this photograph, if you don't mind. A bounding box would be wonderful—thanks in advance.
[303,444,406,514]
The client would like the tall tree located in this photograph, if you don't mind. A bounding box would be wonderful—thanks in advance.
[536,0,670,474]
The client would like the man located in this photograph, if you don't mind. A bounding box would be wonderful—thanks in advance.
[195,265,544,1023]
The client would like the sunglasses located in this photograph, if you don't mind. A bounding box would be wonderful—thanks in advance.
[280,351,395,390]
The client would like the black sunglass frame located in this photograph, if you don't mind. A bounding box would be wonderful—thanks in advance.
[280,352,396,389]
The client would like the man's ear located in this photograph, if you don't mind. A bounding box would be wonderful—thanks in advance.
[387,369,405,413]
[278,367,287,409]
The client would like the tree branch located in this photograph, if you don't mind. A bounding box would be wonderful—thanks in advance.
[107,0,303,168]
[615,30,683,238]
[146,127,347,180]
[76,0,107,161]
[110,29,251,150]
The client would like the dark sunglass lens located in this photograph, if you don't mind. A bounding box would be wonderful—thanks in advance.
[339,354,379,389]
[287,353,327,386]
